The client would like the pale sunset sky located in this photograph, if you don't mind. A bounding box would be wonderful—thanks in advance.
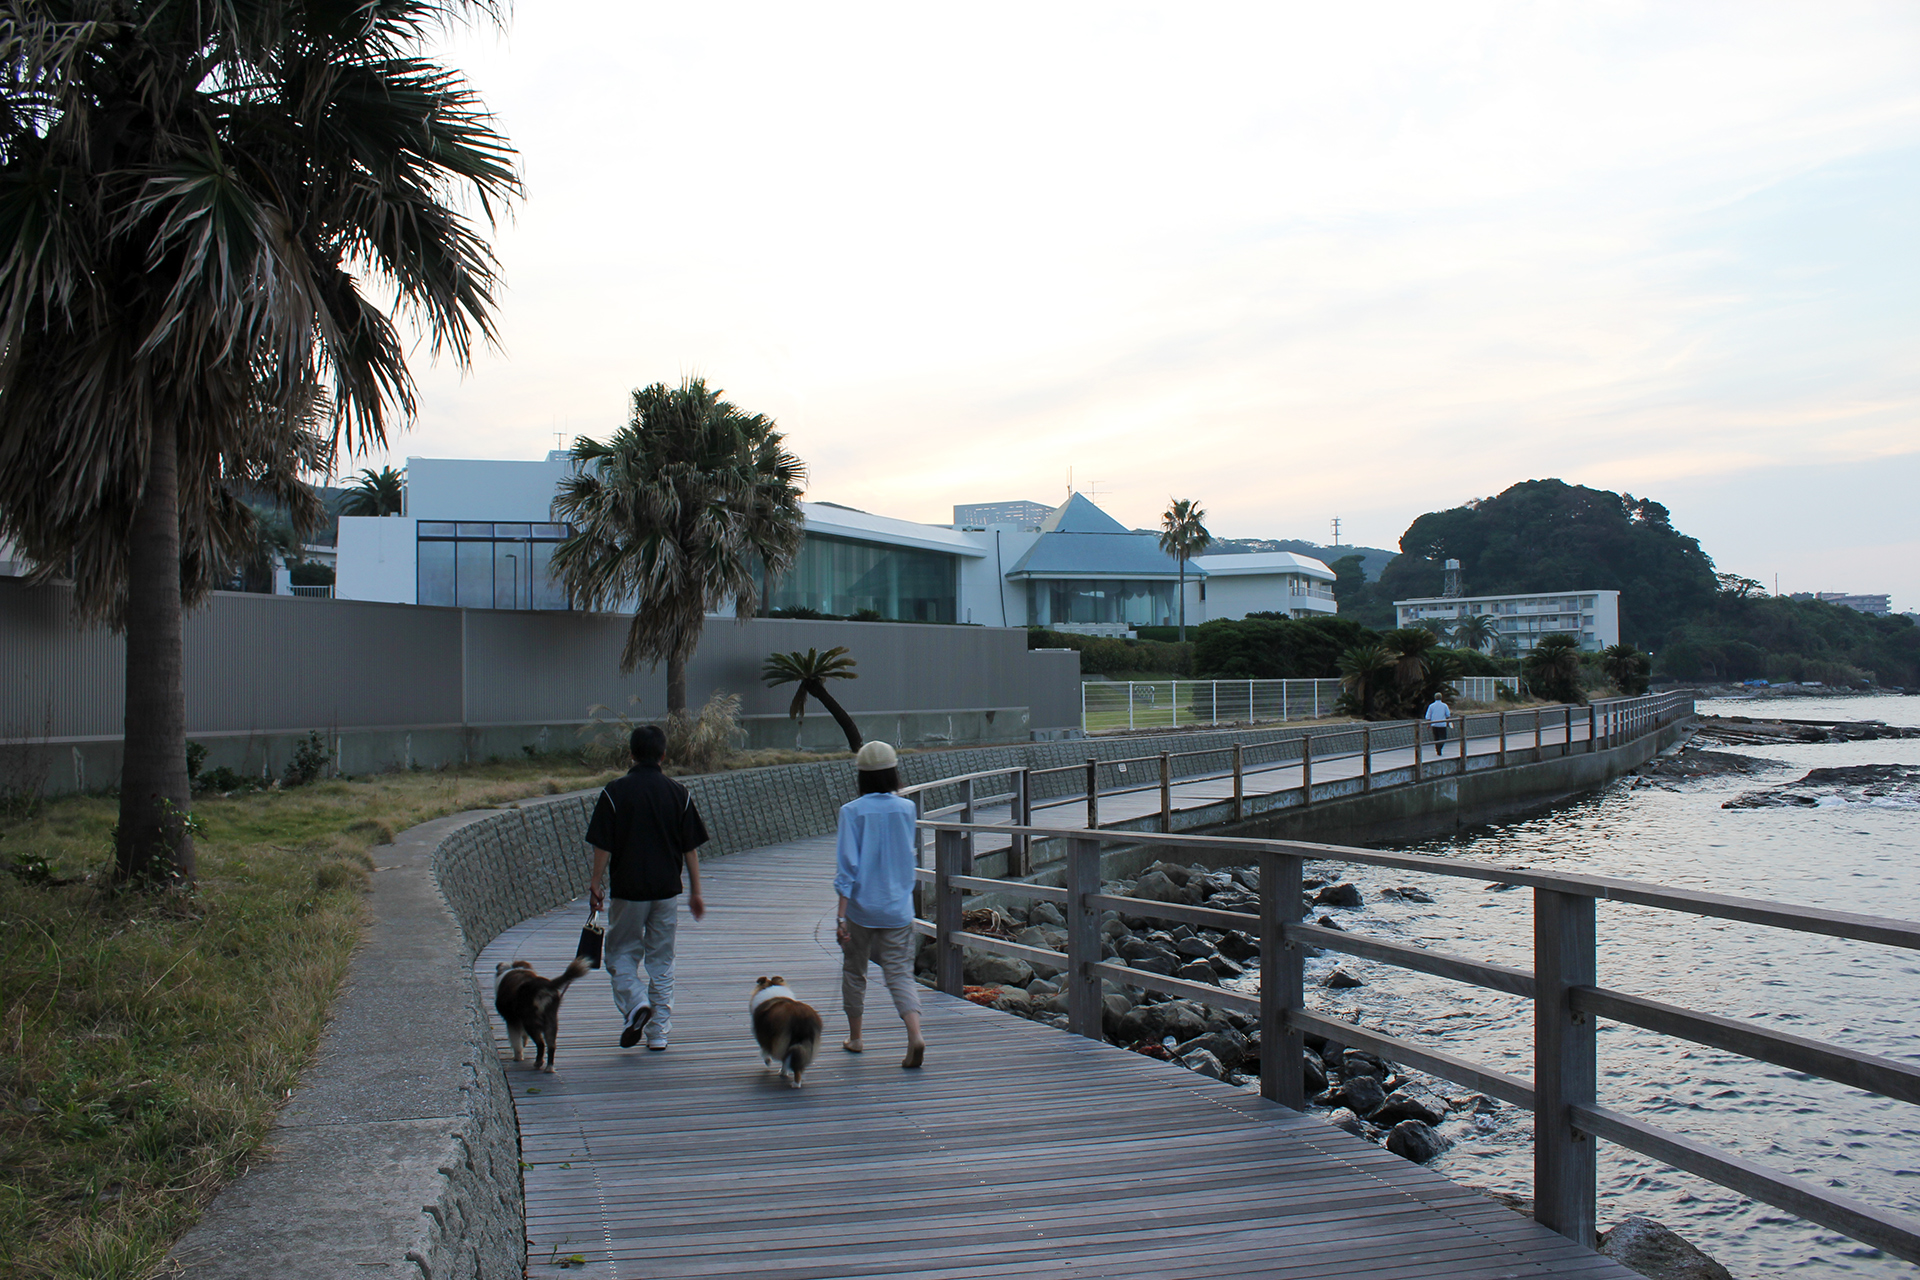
[382,2,1920,608]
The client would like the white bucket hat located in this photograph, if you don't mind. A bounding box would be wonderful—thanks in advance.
[855,740,898,771]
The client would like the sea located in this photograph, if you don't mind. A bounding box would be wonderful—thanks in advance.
[1290,693,1920,1278]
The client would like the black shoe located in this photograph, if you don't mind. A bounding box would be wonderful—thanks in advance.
[619,1006,652,1048]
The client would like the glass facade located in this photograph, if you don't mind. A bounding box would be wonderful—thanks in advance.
[765,534,958,622]
[1027,578,1177,627]
[417,522,571,610]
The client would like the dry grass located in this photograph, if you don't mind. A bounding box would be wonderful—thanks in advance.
[0,756,622,1280]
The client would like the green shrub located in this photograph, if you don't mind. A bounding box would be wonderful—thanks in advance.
[1025,629,1193,677]
[281,732,332,788]
[1190,616,1379,680]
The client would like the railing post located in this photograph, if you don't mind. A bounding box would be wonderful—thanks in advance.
[1158,751,1172,832]
[1535,708,1543,758]
[1413,718,1423,782]
[1259,850,1306,1109]
[1534,887,1598,1247]
[1564,706,1572,758]
[1498,711,1508,768]
[1361,725,1372,792]
[1014,768,1032,877]
[961,776,975,866]
[1171,679,1179,728]
[933,828,966,997]
[1588,705,1598,754]
[1065,836,1102,1040]
[1128,682,1135,732]
[1300,734,1312,805]
[912,791,926,919]
[1086,758,1099,829]
[1232,743,1244,820]
[1211,680,1218,727]
[1313,683,1319,718]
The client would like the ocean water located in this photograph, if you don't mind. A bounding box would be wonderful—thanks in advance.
[1288,693,1920,1277]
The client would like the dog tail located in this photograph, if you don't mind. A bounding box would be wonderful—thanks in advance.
[551,955,590,991]
[786,1046,809,1077]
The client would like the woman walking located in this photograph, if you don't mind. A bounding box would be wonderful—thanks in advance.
[834,741,927,1068]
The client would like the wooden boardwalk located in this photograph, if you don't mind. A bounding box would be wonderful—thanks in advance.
[478,831,1639,1280]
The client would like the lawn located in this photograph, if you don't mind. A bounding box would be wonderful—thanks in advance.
[0,756,623,1280]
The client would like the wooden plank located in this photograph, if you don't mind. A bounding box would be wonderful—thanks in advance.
[1534,888,1597,1247]
[1088,892,1256,933]
[1573,985,1920,1106]
[949,930,1061,969]
[1571,1103,1920,1266]
[1090,960,1259,1013]
[948,874,1068,903]
[1287,1010,1536,1111]
[1285,922,1535,999]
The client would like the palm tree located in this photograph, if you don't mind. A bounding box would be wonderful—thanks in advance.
[1157,498,1212,641]
[1452,614,1498,653]
[1383,628,1440,719]
[1601,643,1650,696]
[762,647,863,750]
[552,379,807,714]
[0,1,519,886]
[1336,644,1395,719]
[1412,617,1454,642]
[1524,634,1588,705]
[340,466,407,517]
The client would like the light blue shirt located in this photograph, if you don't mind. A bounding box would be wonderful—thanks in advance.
[1425,698,1451,724]
[834,792,919,928]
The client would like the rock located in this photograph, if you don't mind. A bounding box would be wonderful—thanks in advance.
[1028,977,1060,999]
[1230,868,1260,892]
[1173,958,1217,983]
[1207,954,1244,979]
[1385,1119,1449,1163]
[1100,917,1128,939]
[1114,1006,1161,1044]
[1313,882,1364,908]
[1030,900,1066,927]
[1319,968,1364,989]
[1192,871,1238,898]
[1315,915,1345,931]
[963,950,1034,986]
[1325,1108,1366,1137]
[1015,926,1056,950]
[1130,870,1187,904]
[1127,954,1177,975]
[1210,890,1260,914]
[990,986,1032,1013]
[1100,992,1133,1031]
[1324,1073,1387,1115]
[1379,886,1435,903]
[1173,936,1215,960]
[1180,1048,1229,1080]
[1302,1050,1326,1096]
[1217,930,1260,962]
[1158,1000,1210,1041]
[1173,1029,1251,1073]
[1118,937,1175,965]
[1372,1087,1447,1127]
[1341,1049,1386,1078]
[1597,1216,1736,1280]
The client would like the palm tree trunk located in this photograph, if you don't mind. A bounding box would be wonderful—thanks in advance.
[666,653,688,715]
[117,416,195,886]
[807,681,864,751]
[1177,559,1187,642]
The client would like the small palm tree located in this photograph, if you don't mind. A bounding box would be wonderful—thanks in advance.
[552,379,807,714]
[1412,618,1453,642]
[762,647,863,750]
[1336,644,1395,719]
[1601,643,1651,696]
[1158,498,1213,641]
[1452,614,1498,653]
[1524,634,1588,705]
[340,467,407,517]
[1383,628,1440,718]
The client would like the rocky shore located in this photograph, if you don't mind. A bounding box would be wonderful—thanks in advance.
[1722,763,1920,809]
[1692,714,1920,746]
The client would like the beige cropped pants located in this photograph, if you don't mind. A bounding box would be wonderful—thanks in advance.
[840,922,922,1021]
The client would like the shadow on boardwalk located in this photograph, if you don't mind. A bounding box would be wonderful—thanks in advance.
[479,833,1635,1280]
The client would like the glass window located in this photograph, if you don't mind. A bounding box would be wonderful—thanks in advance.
[494,523,530,540]
[765,533,957,621]
[418,540,455,606]
[533,523,569,540]
[419,522,456,538]
[1025,578,1175,628]
[531,541,568,610]
[456,541,492,608]
[457,522,493,538]
[494,543,527,610]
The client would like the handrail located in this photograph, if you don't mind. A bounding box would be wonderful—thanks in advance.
[903,690,1920,1268]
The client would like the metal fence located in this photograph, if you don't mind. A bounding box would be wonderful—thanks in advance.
[1452,675,1525,703]
[1081,679,1344,732]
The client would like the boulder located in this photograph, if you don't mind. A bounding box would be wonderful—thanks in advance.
[1217,930,1260,962]
[1175,959,1219,984]
[1385,1120,1449,1164]
[1325,1108,1366,1137]
[1030,900,1066,927]
[990,986,1032,1013]
[1015,926,1056,951]
[1315,915,1345,931]
[1159,1000,1210,1041]
[1180,1048,1229,1081]
[1192,871,1239,898]
[1319,968,1364,990]
[1100,917,1129,939]
[1230,868,1260,892]
[1341,1049,1387,1078]
[1210,890,1261,914]
[1173,1029,1251,1073]
[1127,954,1177,976]
[1114,1005,1162,1044]
[1597,1217,1736,1280]
[1028,977,1061,999]
[1130,870,1187,904]
[1371,1087,1447,1127]
[1324,1073,1387,1116]
[1207,954,1245,979]
[1174,936,1215,960]
[1313,882,1364,908]
[1380,886,1435,903]
[1301,1048,1326,1096]
[963,950,1034,986]
[1118,937,1175,965]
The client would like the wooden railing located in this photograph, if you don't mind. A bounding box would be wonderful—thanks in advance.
[905,708,1920,1266]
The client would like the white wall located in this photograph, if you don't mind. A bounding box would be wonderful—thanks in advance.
[407,457,572,522]
[957,527,1040,626]
[337,516,418,603]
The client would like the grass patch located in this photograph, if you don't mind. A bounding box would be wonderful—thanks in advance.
[0,757,622,1280]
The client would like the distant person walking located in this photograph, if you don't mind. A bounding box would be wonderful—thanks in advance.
[586,725,709,1052]
[1425,692,1453,756]
[834,741,926,1069]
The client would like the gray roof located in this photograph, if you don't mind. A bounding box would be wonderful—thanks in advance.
[1006,496,1198,580]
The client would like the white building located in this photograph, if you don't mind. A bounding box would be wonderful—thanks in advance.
[336,457,1336,632]
[1393,590,1620,652]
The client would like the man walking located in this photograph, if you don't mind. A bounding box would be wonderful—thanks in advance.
[586,725,709,1052]
[1425,691,1453,757]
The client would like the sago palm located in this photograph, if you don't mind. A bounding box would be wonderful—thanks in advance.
[1524,634,1588,705]
[762,646,862,751]
[340,466,407,517]
[552,378,807,714]
[1601,643,1650,696]
[1158,497,1212,641]
[1336,644,1394,720]
[1383,628,1440,718]
[0,0,519,884]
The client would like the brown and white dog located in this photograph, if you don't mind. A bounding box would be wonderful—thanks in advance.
[750,976,824,1089]
[494,956,590,1072]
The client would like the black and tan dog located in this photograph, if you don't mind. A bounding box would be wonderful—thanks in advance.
[494,956,590,1072]
[750,975,824,1089]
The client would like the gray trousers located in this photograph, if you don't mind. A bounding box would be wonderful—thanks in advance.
[841,922,922,1022]
[606,896,678,1033]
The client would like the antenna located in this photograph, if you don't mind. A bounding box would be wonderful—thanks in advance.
[1086,478,1111,503]
[1330,517,1341,547]
[1443,559,1464,598]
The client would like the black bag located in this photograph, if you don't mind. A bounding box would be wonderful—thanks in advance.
[577,908,606,969]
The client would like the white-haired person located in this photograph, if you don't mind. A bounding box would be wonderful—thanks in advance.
[833,740,926,1068]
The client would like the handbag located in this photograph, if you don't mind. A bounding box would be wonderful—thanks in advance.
[577,908,606,969]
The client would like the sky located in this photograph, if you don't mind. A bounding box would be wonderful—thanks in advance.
[380,2,1920,609]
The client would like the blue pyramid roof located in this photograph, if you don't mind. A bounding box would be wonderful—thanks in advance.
[1039,492,1130,534]
[1005,495,1198,580]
